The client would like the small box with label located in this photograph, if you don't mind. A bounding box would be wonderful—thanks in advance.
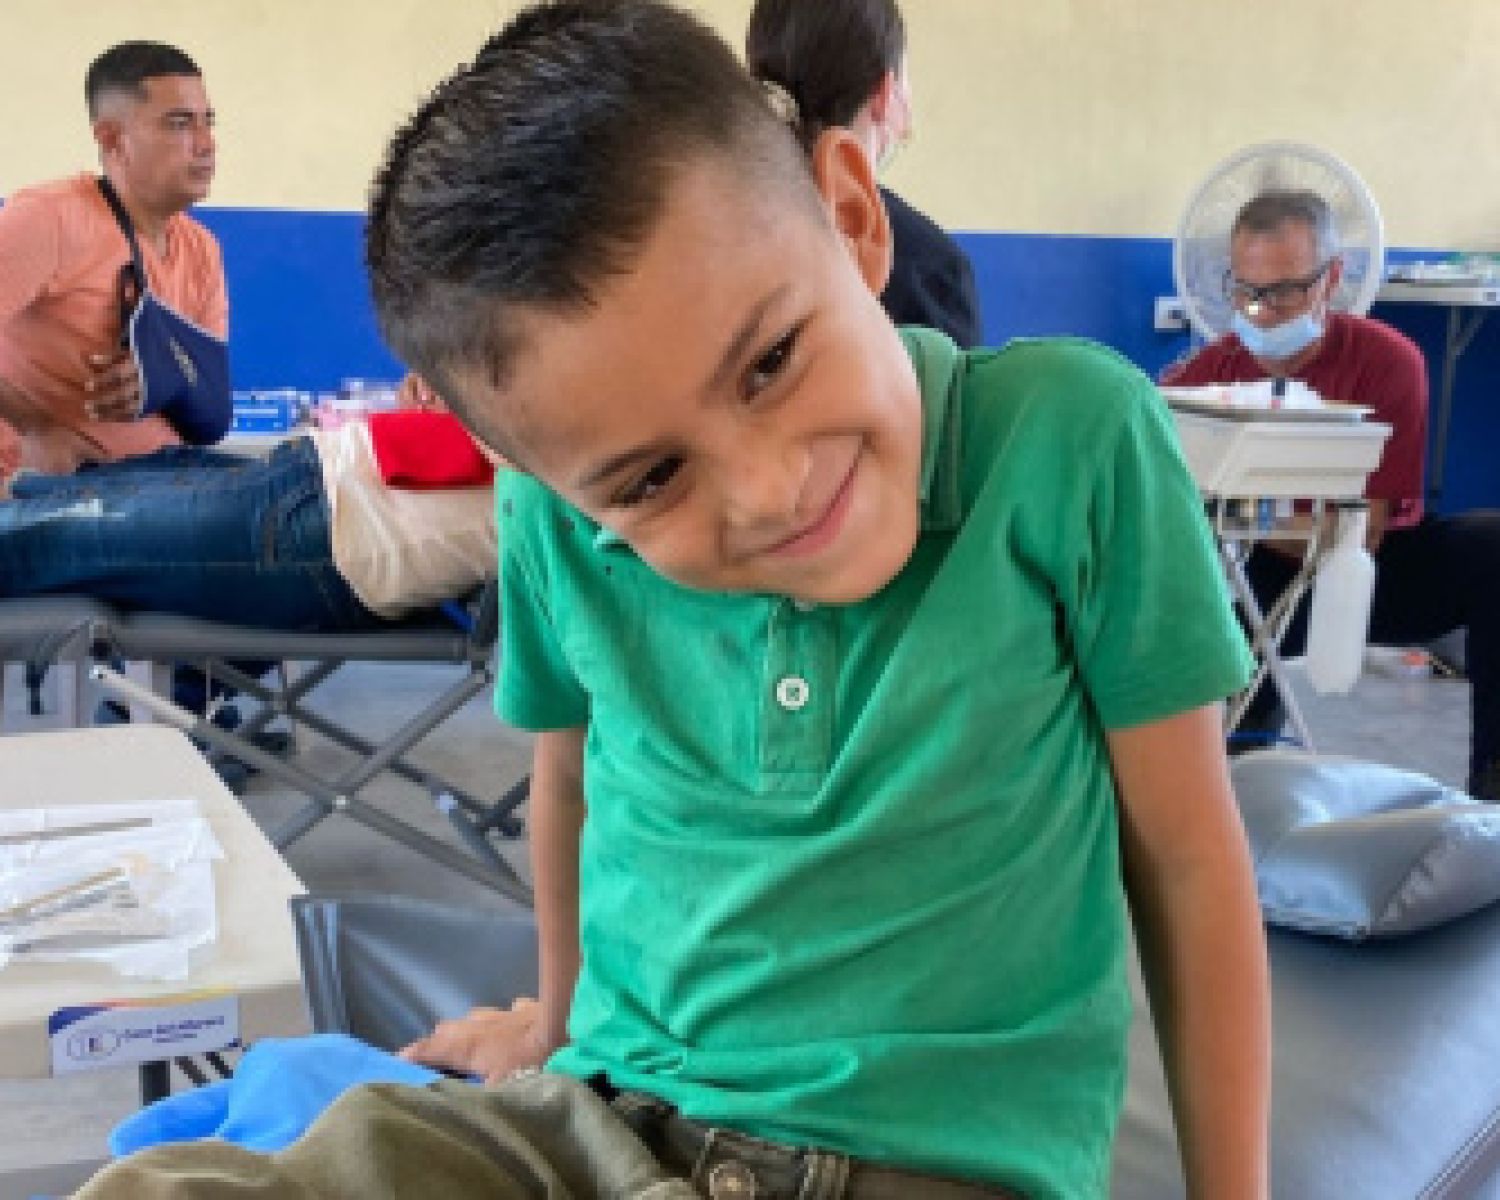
[230,390,301,433]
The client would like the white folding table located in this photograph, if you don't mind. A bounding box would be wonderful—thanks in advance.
[0,723,309,1183]
[1170,410,1391,749]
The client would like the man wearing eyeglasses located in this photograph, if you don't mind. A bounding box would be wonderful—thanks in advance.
[1164,188,1500,803]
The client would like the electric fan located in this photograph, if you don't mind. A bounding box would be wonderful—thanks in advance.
[1173,141,1385,342]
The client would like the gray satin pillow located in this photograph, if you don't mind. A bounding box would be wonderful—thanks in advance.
[1231,751,1500,940]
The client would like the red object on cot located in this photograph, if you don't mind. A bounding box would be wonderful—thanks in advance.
[367,411,495,489]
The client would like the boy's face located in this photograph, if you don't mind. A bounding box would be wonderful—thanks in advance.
[478,132,923,604]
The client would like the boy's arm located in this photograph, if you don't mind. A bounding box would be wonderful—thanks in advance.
[399,724,586,1082]
[530,723,586,1052]
[1108,703,1270,1200]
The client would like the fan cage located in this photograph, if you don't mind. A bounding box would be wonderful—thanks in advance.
[1172,141,1385,342]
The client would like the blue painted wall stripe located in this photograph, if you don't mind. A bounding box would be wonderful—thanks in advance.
[191,212,1498,514]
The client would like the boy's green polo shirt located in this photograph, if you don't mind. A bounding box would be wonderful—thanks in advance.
[497,330,1252,1200]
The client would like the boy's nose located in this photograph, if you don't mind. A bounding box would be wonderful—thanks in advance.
[720,441,807,532]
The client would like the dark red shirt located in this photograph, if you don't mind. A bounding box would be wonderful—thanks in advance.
[1162,313,1428,527]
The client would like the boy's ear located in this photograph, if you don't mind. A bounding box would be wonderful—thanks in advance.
[809,127,892,297]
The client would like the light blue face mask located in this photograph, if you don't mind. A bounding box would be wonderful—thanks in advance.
[1232,310,1324,362]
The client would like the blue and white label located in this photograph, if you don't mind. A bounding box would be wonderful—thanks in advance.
[48,993,240,1076]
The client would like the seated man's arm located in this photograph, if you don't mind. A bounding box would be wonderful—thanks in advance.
[0,190,58,325]
[0,193,138,437]
[1359,328,1428,552]
[83,348,146,423]
[400,724,585,1083]
[86,226,231,431]
[0,414,19,480]
[1363,499,1391,551]
[0,195,63,434]
[1111,704,1270,1200]
[1158,341,1227,387]
[0,374,44,431]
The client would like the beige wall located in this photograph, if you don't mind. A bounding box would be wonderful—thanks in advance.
[909,0,1500,247]
[2,0,1495,248]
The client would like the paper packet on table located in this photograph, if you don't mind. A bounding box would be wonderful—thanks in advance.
[0,798,222,980]
[1161,379,1325,411]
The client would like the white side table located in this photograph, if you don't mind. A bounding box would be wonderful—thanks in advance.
[0,726,309,1191]
[1170,410,1392,748]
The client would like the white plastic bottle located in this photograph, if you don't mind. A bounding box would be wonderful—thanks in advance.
[1303,504,1376,695]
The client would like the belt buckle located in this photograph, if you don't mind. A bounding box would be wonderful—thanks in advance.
[696,1129,758,1199]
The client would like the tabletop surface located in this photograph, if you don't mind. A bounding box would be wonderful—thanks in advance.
[1169,410,1390,502]
[0,725,309,1078]
[1376,279,1500,307]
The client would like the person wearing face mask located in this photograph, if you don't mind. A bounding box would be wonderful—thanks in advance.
[746,0,983,347]
[0,40,228,485]
[1164,189,1500,802]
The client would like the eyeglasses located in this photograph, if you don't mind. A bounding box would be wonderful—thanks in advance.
[1222,260,1333,315]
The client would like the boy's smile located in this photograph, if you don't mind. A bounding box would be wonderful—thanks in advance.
[761,451,858,560]
[478,134,924,604]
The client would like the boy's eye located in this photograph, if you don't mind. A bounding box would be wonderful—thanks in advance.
[615,455,683,507]
[746,326,800,396]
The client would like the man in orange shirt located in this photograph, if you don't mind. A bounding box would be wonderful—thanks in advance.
[0,41,227,481]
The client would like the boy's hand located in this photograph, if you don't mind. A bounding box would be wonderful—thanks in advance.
[84,350,144,421]
[397,997,553,1085]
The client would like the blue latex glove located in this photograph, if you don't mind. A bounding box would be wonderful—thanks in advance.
[110,1033,442,1156]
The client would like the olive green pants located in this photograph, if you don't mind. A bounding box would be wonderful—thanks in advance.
[76,1074,697,1200]
[76,1072,1021,1199]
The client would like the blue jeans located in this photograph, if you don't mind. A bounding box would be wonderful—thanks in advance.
[0,439,378,631]
[10,445,252,495]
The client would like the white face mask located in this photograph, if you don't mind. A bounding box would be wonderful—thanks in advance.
[875,70,913,176]
[1232,310,1325,362]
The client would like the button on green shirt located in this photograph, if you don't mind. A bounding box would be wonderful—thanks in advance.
[497,330,1253,1200]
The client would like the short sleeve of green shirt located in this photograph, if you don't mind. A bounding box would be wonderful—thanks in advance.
[1050,351,1254,728]
[495,471,590,731]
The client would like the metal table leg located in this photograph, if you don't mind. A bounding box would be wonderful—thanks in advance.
[139,1060,171,1105]
[1220,540,1317,752]
[1427,306,1488,509]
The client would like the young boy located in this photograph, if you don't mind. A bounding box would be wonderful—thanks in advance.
[80,3,1267,1197]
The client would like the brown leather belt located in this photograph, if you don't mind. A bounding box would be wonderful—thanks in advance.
[606,1088,1025,1200]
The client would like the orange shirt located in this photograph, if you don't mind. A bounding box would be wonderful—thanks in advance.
[0,414,18,477]
[0,172,228,467]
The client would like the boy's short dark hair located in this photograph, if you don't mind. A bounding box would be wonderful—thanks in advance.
[746,0,905,141]
[85,41,201,119]
[366,0,816,455]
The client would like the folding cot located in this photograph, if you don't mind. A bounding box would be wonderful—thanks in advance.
[0,596,115,728]
[287,753,1500,1199]
[287,890,1500,1197]
[0,586,531,905]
